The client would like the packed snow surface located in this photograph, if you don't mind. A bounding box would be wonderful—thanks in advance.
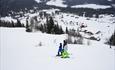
[0,28,115,70]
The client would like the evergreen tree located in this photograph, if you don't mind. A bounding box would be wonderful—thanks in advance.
[39,24,43,32]
[43,24,47,33]
[59,26,64,34]
[16,19,22,27]
[66,27,68,34]
[26,19,32,32]
[39,12,43,19]
[109,31,115,46]
[11,21,15,27]
[53,24,64,34]
[26,20,29,29]
[46,17,54,34]
[54,23,59,34]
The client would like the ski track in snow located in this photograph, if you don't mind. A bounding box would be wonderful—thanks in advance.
[0,28,115,70]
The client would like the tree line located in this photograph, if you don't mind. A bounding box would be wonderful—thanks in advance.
[0,19,24,27]
[26,16,64,34]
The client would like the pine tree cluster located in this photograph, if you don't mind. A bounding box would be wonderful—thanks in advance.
[46,17,64,34]
[26,16,64,34]
[0,19,24,27]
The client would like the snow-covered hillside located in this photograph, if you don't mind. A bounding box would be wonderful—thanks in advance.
[1,9,115,43]
[46,0,112,9]
[45,0,112,9]
[35,0,41,3]
[0,0,115,70]
[46,0,67,7]
[71,4,111,9]
[0,27,115,70]
[34,0,115,8]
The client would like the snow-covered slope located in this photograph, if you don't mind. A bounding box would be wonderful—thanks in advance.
[54,13,115,43]
[35,0,41,3]
[46,0,112,9]
[46,0,67,7]
[34,0,115,8]
[71,4,111,9]
[35,0,115,7]
[0,27,115,70]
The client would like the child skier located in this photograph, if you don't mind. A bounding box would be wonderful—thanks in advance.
[61,40,69,58]
[56,43,63,56]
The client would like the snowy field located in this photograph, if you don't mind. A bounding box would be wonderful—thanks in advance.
[0,28,115,70]
[35,0,112,9]
[71,4,111,9]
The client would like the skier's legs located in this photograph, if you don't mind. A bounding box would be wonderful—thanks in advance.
[57,49,61,56]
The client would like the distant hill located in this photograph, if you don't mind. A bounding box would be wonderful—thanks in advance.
[63,0,115,6]
[0,0,115,17]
